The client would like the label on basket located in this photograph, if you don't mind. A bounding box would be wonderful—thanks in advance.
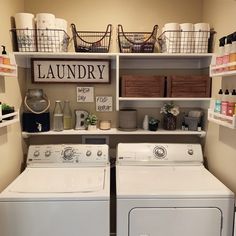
[31,58,110,83]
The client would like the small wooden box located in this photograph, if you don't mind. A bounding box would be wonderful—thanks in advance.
[167,76,211,97]
[121,75,165,97]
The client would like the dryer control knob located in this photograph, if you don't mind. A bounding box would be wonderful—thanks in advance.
[188,149,194,155]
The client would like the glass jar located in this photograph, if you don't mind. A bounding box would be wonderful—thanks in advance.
[24,89,50,114]
[53,100,63,131]
[63,100,72,130]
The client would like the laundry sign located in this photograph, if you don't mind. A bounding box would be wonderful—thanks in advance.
[31,58,110,83]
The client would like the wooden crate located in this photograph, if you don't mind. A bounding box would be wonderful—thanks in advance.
[121,75,165,97]
[167,76,211,97]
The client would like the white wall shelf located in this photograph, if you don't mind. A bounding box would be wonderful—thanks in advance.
[13,52,213,111]
[0,64,17,77]
[22,128,206,138]
[210,61,236,77]
[208,109,236,129]
[0,110,19,128]
[118,97,211,109]
[13,52,118,68]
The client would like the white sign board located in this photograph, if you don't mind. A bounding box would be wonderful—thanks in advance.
[96,96,113,112]
[77,87,94,102]
[31,59,110,83]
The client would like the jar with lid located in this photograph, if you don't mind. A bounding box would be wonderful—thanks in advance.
[53,100,63,131]
[63,100,72,130]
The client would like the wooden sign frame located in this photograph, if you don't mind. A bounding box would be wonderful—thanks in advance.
[31,58,111,83]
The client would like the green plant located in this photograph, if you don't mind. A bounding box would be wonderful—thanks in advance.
[148,117,159,125]
[2,103,14,111]
[85,114,98,126]
[160,102,180,116]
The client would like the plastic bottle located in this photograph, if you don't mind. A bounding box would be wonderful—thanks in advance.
[229,32,236,71]
[0,102,2,123]
[53,100,64,131]
[227,89,236,116]
[1,45,10,72]
[223,35,232,71]
[216,37,226,73]
[221,89,230,115]
[214,89,223,113]
[63,100,72,130]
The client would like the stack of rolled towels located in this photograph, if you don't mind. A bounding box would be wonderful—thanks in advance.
[14,13,68,52]
[161,22,210,53]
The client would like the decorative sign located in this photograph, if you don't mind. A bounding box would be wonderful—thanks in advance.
[77,87,94,102]
[31,58,110,83]
[96,96,113,112]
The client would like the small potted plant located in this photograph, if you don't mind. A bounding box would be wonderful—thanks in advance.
[2,103,15,120]
[85,114,98,131]
[148,117,160,131]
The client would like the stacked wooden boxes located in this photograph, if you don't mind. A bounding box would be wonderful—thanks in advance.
[121,75,211,97]
[121,75,165,97]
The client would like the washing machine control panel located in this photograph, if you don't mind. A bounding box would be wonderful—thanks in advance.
[27,144,109,166]
[117,143,203,164]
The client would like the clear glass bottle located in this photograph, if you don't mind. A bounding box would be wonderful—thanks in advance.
[63,100,72,130]
[53,100,63,131]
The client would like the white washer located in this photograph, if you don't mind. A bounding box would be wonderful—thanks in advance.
[116,143,235,236]
[0,144,110,236]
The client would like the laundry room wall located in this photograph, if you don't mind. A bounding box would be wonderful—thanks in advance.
[0,0,25,191]
[202,0,236,194]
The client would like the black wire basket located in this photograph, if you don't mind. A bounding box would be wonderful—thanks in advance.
[118,24,158,53]
[10,28,70,52]
[71,23,112,53]
[158,29,216,53]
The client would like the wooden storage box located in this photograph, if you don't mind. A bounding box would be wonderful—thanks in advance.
[121,75,165,97]
[167,76,211,97]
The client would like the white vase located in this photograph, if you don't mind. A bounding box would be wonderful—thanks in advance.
[88,124,97,131]
[143,115,149,130]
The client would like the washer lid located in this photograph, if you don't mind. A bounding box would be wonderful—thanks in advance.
[116,165,234,198]
[8,167,106,193]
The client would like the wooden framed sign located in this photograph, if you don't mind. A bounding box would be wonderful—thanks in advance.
[31,58,110,83]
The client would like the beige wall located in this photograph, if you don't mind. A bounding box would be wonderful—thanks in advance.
[24,0,203,52]
[202,0,236,193]
[0,0,25,191]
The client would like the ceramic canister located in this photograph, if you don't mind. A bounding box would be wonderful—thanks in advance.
[119,109,137,131]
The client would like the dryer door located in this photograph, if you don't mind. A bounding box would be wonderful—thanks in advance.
[129,207,222,236]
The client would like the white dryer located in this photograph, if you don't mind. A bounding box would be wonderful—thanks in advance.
[116,143,235,236]
[0,144,110,236]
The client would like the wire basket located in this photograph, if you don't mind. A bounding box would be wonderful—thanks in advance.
[71,23,112,53]
[10,28,70,52]
[118,24,158,53]
[158,30,216,53]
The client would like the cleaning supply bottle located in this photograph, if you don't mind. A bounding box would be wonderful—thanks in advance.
[216,37,226,73]
[214,89,223,113]
[229,32,236,71]
[227,89,236,116]
[1,45,10,72]
[223,35,232,71]
[0,102,2,123]
[221,89,230,115]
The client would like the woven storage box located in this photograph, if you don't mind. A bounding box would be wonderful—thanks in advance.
[121,75,165,97]
[167,75,211,97]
